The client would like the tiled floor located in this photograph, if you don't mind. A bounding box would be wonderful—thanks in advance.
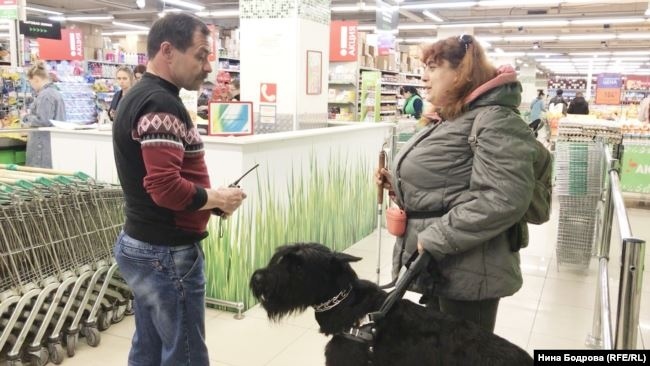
[20,202,650,365]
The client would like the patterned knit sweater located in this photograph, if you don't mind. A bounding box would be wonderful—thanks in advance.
[113,73,211,246]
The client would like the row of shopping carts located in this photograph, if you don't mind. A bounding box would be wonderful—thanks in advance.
[0,164,131,366]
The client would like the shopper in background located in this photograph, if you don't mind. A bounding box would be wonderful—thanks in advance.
[133,64,147,82]
[638,95,650,123]
[108,66,134,121]
[230,77,240,101]
[22,61,66,168]
[375,34,536,332]
[400,85,423,119]
[548,88,568,116]
[112,13,247,366]
[567,91,589,115]
[529,89,546,136]
[198,80,214,119]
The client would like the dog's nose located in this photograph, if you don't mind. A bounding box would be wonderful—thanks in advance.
[251,272,265,289]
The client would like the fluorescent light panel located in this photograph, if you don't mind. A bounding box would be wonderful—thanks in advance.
[112,21,149,30]
[162,0,205,11]
[570,17,646,25]
[196,9,239,17]
[422,10,444,22]
[102,31,148,36]
[26,6,63,16]
[439,22,500,28]
[401,2,478,9]
[50,15,114,21]
[502,20,569,27]
[397,24,437,30]
[331,5,378,12]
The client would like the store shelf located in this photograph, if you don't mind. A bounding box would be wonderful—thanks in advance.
[401,72,423,78]
[383,81,425,87]
[380,100,397,104]
[328,101,355,104]
[87,60,136,66]
[329,80,356,85]
[219,56,240,62]
[380,110,396,115]
[222,69,240,73]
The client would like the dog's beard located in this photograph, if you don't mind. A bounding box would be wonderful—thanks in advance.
[251,273,311,321]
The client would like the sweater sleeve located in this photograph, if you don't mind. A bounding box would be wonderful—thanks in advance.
[132,95,207,211]
[23,93,57,127]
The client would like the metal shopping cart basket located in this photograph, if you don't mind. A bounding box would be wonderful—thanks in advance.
[0,164,130,366]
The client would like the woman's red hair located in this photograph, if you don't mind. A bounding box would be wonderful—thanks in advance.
[422,35,496,120]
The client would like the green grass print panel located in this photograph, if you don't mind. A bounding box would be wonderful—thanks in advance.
[202,151,376,311]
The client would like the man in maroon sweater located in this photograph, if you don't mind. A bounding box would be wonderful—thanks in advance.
[112,13,246,366]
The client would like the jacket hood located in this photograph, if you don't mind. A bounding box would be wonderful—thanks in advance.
[464,65,522,110]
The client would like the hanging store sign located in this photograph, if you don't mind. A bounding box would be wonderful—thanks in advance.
[329,21,358,62]
[20,18,62,40]
[624,75,650,91]
[375,0,399,32]
[595,73,622,105]
[37,28,84,61]
[0,0,17,20]
[377,31,395,56]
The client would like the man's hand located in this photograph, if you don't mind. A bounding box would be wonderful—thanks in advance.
[212,186,247,215]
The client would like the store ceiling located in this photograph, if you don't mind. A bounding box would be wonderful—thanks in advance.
[25,0,650,75]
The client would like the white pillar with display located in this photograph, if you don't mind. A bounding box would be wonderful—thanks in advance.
[238,0,330,133]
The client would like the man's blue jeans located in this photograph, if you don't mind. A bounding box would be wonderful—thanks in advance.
[114,231,210,366]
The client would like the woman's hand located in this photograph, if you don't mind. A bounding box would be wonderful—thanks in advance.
[374,167,394,192]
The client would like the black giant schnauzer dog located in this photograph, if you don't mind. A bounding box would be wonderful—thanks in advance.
[250,243,533,366]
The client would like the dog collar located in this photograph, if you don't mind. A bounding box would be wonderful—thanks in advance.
[312,285,353,313]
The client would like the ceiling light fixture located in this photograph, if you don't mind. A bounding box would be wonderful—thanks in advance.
[162,0,205,11]
[49,15,114,21]
[397,24,437,30]
[502,20,569,27]
[439,22,500,28]
[196,9,239,17]
[112,21,149,30]
[25,6,64,16]
[570,18,645,25]
[422,10,444,22]
[502,35,557,41]
[401,2,478,10]
[558,34,616,40]
[331,5,378,12]
[102,30,149,36]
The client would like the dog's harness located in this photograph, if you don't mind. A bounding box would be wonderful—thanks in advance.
[339,252,433,366]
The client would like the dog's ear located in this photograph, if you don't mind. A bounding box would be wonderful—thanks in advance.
[333,252,362,263]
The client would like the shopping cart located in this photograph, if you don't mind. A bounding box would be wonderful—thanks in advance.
[0,164,130,365]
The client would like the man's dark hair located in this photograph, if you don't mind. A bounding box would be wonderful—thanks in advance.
[556,89,563,96]
[147,12,210,59]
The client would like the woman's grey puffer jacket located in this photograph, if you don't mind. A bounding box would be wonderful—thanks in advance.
[390,81,537,301]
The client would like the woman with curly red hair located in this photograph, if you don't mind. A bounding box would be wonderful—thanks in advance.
[376,34,539,332]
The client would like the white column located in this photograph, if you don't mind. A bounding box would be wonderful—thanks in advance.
[239,0,330,133]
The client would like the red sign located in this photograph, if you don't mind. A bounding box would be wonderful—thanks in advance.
[260,83,277,103]
[330,21,358,62]
[624,75,650,91]
[37,28,83,61]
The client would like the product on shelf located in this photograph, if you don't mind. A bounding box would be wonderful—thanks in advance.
[0,68,30,130]
[56,77,97,124]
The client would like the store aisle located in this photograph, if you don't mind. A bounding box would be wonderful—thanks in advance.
[52,205,649,366]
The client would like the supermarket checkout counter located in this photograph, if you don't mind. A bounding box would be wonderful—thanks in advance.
[43,122,394,310]
[42,122,394,186]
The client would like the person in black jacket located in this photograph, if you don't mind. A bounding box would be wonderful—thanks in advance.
[108,66,134,121]
[567,92,589,115]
